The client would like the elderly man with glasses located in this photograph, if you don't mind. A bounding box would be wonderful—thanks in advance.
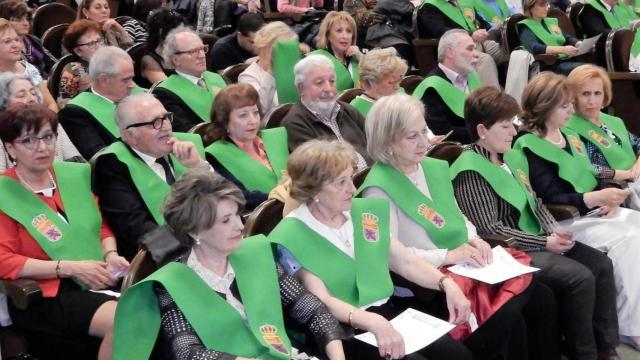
[93,93,209,261]
[152,26,227,132]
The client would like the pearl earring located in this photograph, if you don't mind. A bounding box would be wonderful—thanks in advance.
[480,136,486,140]
[314,197,320,203]
[190,233,201,246]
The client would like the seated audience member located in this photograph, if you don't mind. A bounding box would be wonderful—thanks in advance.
[114,169,346,360]
[578,0,637,37]
[0,73,82,171]
[140,8,185,87]
[518,0,583,75]
[58,20,105,107]
[343,0,384,36]
[278,0,324,13]
[77,0,136,48]
[238,21,298,112]
[204,84,289,210]
[210,13,264,72]
[450,85,620,360]
[512,72,640,351]
[0,104,129,360]
[94,93,208,261]
[58,46,136,161]
[412,30,482,144]
[153,26,227,132]
[474,0,517,26]
[0,19,57,113]
[350,47,407,117]
[0,0,48,78]
[281,55,369,169]
[364,0,415,64]
[131,0,163,39]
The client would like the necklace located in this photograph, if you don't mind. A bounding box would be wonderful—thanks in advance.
[404,164,421,186]
[16,169,56,193]
[546,129,564,146]
[329,224,352,249]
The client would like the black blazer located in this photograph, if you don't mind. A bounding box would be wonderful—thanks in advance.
[417,3,489,38]
[578,0,613,37]
[152,87,206,133]
[420,66,472,144]
[58,101,117,161]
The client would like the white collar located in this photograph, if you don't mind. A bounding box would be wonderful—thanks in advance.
[130,146,163,167]
[175,70,203,85]
[91,87,115,104]
[600,0,612,11]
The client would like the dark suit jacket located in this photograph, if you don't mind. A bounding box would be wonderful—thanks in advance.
[58,103,117,161]
[417,3,489,38]
[421,66,472,144]
[578,1,613,37]
[281,101,372,165]
[93,142,176,261]
[152,87,205,133]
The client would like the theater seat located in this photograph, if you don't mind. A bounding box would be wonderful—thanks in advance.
[337,88,364,103]
[400,75,424,95]
[243,199,285,237]
[263,103,293,128]
[31,3,75,39]
[121,249,158,292]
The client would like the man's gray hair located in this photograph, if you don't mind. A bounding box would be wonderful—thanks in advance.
[115,93,157,130]
[0,73,42,111]
[89,46,133,82]
[162,25,198,68]
[437,29,469,62]
[294,55,335,87]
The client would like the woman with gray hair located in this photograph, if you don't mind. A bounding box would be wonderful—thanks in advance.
[114,168,347,360]
[0,72,82,171]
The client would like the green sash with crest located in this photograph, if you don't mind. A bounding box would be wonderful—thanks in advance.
[308,49,359,92]
[156,72,227,122]
[412,72,481,118]
[269,198,393,307]
[114,235,291,360]
[273,40,302,104]
[473,0,510,24]
[518,18,568,59]
[423,0,478,31]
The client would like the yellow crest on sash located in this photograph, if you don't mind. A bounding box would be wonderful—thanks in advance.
[550,24,561,35]
[464,7,475,21]
[362,213,380,242]
[588,130,611,148]
[259,324,290,355]
[31,214,62,242]
[418,204,446,228]
[567,135,586,155]
[492,16,503,24]
[516,169,534,194]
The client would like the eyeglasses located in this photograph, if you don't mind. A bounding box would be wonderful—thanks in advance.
[173,45,209,56]
[125,112,174,129]
[15,132,57,150]
[75,38,104,49]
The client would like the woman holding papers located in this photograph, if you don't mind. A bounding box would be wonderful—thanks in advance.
[270,138,540,360]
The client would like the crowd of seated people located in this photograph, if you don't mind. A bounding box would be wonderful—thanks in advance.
[3,1,640,359]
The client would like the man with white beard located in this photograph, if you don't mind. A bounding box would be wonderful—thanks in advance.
[281,55,370,169]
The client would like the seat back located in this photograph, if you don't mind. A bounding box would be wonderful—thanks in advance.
[503,14,526,53]
[243,199,285,236]
[42,23,70,60]
[31,3,76,38]
[199,33,219,70]
[263,103,293,128]
[214,25,235,38]
[606,28,634,71]
[126,42,151,88]
[47,54,75,100]
[352,166,370,189]
[337,88,365,103]
[121,249,158,292]
[412,38,440,76]
[548,8,576,37]
[221,62,250,83]
[188,122,214,145]
[399,75,425,95]
[568,2,584,38]
[426,141,463,165]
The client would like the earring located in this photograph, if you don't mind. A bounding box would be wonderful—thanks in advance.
[480,136,486,140]
[190,233,201,246]
[314,197,320,203]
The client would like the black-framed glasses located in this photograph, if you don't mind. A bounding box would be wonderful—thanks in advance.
[75,38,104,49]
[125,112,174,129]
[173,45,209,56]
[15,132,57,150]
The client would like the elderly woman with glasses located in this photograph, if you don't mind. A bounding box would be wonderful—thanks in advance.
[0,0,48,78]
[0,104,129,360]
[0,72,82,172]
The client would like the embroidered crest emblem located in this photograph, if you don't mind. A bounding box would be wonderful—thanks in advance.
[418,204,445,228]
[492,16,503,25]
[516,169,534,194]
[259,324,290,355]
[550,24,561,35]
[588,130,611,148]
[464,7,475,21]
[31,214,62,242]
[362,213,380,242]
[567,135,586,155]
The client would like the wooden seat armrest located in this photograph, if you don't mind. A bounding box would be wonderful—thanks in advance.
[546,204,579,221]
[0,279,43,310]
[533,54,558,65]
[481,234,516,248]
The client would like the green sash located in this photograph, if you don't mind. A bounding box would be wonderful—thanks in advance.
[450,151,543,235]
[67,92,119,138]
[423,0,478,31]
[518,18,568,59]
[309,49,359,91]
[350,95,374,117]
[273,40,302,104]
[205,128,289,193]
[567,113,636,169]
[0,162,102,261]
[474,0,510,24]
[357,158,468,249]
[412,72,481,118]
[585,0,623,28]
[156,72,227,122]
[96,133,205,224]
[269,198,393,307]
[114,235,291,360]
[511,130,598,193]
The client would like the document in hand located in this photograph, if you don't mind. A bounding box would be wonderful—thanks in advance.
[354,308,455,354]
[447,246,539,284]
[569,34,601,58]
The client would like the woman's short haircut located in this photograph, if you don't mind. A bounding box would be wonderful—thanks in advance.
[366,93,426,164]
[206,83,261,144]
[522,0,549,17]
[0,0,31,21]
[521,72,571,135]
[162,168,245,243]
[359,48,408,89]
[464,86,521,142]
[287,139,357,202]
[0,73,41,112]
[566,64,612,107]
[63,20,103,54]
[146,8,185,51]
[252,21,297,55]
[315,11,357,49]
[0,18,17,36]
[0,103,58,144]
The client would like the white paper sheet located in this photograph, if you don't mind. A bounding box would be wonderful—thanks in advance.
[354,308,455,354]
[447,246,539,284]
[569,34,601,58]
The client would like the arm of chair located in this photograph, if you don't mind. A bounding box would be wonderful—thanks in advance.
[533,54,558,65]
[546,204,579,221]
[0,279,43,310]
[482,234,516,248]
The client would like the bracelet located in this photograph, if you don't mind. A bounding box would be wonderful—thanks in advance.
[438,275,452,292]
[55,260,61,278]
[348,308,358,329]
[103,250,118,261]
